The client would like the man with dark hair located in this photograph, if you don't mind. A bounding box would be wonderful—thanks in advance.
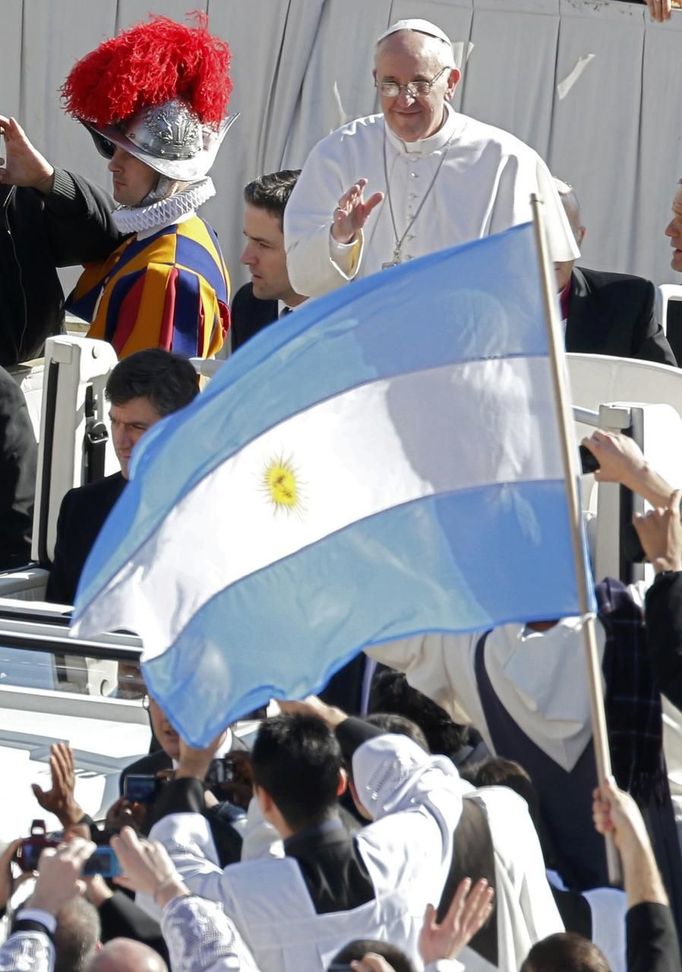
[520,932,610,972]
[370,669,488,769]
[230,169,305,351]
[331,939,417,972]
[149,696,467,971]
[46,348,199,604]
[251,715,344,833]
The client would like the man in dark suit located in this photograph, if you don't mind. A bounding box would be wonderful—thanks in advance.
[231,170,306,352]
[554,179,676,366]
[45,349,199,604]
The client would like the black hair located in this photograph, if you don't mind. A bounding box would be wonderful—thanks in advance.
[243,170,301,227]
[467,757,540,824]
[369,669,469,758]
[331,940,416,972]
[251,714,343,830]
[365,712,429,752]
[520,933,611,972]
[105,348,199,417]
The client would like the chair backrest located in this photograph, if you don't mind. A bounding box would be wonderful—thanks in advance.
[568,353,682,583]
[32,336,118,564]
[655,284,682,364]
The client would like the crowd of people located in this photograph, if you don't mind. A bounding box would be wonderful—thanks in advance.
[1,4,682,970]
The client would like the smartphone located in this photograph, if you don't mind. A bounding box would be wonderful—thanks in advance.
[14,820,60,873]
[579,444,600,474]
[205,755,236,787]
[123,774,159,804]
[82,846,121,878]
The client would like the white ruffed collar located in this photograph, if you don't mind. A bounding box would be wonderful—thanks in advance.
[112,177,215,235]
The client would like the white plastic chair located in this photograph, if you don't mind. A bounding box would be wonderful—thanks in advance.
[655,284,682,335]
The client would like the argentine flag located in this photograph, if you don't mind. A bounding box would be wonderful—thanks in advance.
[72,223,595,746]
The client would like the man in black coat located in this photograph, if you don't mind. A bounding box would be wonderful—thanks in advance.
[0,168,121,366]
[46,349,199,604]
[554,179,676,366]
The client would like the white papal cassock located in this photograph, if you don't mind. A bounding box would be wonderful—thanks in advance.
[284,104,579,298]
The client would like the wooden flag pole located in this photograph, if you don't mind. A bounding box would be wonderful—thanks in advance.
[530,195,622,885]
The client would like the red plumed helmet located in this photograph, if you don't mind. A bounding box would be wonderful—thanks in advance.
[61,13,232,128]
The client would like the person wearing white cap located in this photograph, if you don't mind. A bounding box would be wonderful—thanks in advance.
[284,18,579,298]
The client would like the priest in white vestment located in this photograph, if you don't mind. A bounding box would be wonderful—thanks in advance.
[284,18,579,298]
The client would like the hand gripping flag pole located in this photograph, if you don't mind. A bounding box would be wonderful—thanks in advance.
[530,194,622,886]
[72,220,601,782]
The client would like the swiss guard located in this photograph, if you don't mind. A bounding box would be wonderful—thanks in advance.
[61,14,235,359]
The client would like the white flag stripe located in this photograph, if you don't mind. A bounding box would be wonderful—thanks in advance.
[87,355,561,657]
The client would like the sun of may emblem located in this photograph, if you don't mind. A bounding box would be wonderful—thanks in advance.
[262,455,304,515]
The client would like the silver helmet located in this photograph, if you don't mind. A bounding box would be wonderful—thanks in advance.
[87,98,238,181]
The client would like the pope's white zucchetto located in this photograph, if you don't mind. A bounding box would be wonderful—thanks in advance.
[376,18,454,49]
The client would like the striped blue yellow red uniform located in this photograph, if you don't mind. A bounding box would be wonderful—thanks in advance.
[67,216,230,359]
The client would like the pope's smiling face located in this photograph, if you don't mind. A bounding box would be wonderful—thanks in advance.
[374,31,460,143]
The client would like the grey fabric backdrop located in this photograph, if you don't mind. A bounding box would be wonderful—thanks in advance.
[2,0,681,295]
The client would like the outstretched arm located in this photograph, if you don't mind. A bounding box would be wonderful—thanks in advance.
[32,742,87,831]
[646,0,673,22]
[581,430,677,508]
[0,116,55,191]
[593,778,680,972]
[420,877,494,967]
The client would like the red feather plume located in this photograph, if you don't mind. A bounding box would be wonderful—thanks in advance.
[61,12,232,128]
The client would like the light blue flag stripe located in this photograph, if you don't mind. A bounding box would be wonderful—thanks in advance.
[76,223,549,611]
[142,479,587,746]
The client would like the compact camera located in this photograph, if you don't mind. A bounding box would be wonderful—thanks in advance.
[123,773,164,804]
[14,820,60,872]
[205,755,236,787]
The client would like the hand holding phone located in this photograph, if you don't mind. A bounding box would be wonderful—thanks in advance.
[82,846,121,879]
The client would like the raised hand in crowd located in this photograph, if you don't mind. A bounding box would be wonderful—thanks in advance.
[419,877,495,966]
[633,489,682,574]
[592,778,667,908]
[31,741,85,831]
[104,795,147,836]
[111,827,188,909]
[646,0,673,22]
[212,749,254,810]
[278,694,348,728]
[581,430,677,507]
[0,115,54,191]
[0,838,32,913]
[27,837,95,915]
[331,179,384,245]
[174,729,229,782]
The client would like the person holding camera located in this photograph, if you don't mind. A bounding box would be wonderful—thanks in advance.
[0,837,95,971]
